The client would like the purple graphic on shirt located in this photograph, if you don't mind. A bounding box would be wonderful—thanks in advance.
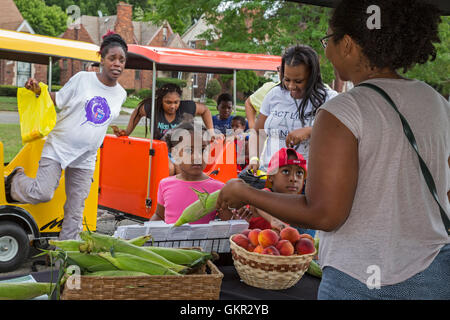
[81,96,111,126]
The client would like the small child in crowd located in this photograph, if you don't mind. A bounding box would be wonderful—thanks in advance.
[152,120,231,224]
[212,93,234,135]
[239,148,311,235]
[231,115,250,171]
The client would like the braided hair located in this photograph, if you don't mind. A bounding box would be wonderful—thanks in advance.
[99,31,128,58]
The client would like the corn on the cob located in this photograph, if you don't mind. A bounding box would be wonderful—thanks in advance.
[85,270,151,277]
[49,240,84,251]
[143,247,211,265]
[0,282,53,300]
[98,252,181,276]
[306,260,322,278]
[127,235,152,246]
[47,250,118,273]
[79,231,186,273]
[173,188,220,226]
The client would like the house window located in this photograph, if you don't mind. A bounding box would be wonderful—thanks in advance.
[163,27,167,41]
[189,41,196,49]
[135,70,141,80]
[192,73,198,88]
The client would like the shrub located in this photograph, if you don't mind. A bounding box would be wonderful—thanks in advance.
[136,88,152,99]
[0,85,18,97]
[156,77,187,89]
[205,79,222,99]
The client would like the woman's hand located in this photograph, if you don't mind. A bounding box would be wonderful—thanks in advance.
[111,125,128,137]
[216,178,249,213]
[270,217,289,233]
[233,205,254,221]
[25,78,41,95]
[286,127,312,148]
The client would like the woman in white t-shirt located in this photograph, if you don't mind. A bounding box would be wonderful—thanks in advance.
[250,44,338,172]
[5,32,128,241]
[217,0,449,299]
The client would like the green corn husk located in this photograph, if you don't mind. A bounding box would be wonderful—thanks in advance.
[0,282,53,300]
[79,231,186,273]
[98,252,181,276]
[143,247,212,266]
[306,260,322,278]
[173,188,220,227]
[127,235,152,246]
[85,270,151,277]
[49,240,85,251]
[45,250,118,273]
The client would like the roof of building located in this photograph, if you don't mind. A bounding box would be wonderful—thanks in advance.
[0,0,24,30]
[72,15,174,46]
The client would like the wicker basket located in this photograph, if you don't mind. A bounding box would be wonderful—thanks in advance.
[60,260,223,300]
[230,236,315,290]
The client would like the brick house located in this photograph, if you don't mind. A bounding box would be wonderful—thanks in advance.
[181,15,219,101]
[60,2,190,95]
[0,0,47,87]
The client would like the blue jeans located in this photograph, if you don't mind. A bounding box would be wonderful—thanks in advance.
[318,243,450,300]
[296,180,316,237]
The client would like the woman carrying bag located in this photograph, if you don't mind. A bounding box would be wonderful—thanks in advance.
[5,32,128,241]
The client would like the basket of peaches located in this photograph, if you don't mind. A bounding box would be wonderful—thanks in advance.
[229,227,317,290]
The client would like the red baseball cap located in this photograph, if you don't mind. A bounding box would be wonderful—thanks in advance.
[267,148,307,176]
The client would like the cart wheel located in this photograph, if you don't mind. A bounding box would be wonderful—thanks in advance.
[0,222,30,273]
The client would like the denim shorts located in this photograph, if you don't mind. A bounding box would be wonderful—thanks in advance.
[317,243,450,300]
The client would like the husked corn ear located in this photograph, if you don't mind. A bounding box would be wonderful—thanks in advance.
[98,252,181,276]
[0,282,53,300]
[173,188,220,226]
[79,231,185,273]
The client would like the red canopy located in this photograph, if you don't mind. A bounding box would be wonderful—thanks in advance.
[126,44,281,74]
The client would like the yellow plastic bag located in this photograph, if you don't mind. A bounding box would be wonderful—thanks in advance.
[17,82,56,144]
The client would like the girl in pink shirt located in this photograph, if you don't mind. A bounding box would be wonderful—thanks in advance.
[151,120,227,224]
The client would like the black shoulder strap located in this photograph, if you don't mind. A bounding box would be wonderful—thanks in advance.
[357,82,449,235]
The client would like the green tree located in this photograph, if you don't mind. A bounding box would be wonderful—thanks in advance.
[205,78,222,99]
[44,0,151,19]
[403,16,450,96]
[145,0,334,84]
[220,70,259,96]
[15,0,68,37]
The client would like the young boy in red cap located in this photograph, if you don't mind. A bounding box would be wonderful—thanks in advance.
[246,148,309,232]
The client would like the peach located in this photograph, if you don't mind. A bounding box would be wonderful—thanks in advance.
[231,234,250,250]
[275,239,294,256]
[280,227,301,245]
[295,238,315,255]
[299,233,314,242]
[247,243,256,252]
[253,245,264,254]
[258,229,279,248]
[248,228,261,247]
[262,246,280,256]
[241,229,252,237]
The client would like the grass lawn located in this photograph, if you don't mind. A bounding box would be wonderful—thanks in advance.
[0,124,22,163]
[0,96,18,112]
